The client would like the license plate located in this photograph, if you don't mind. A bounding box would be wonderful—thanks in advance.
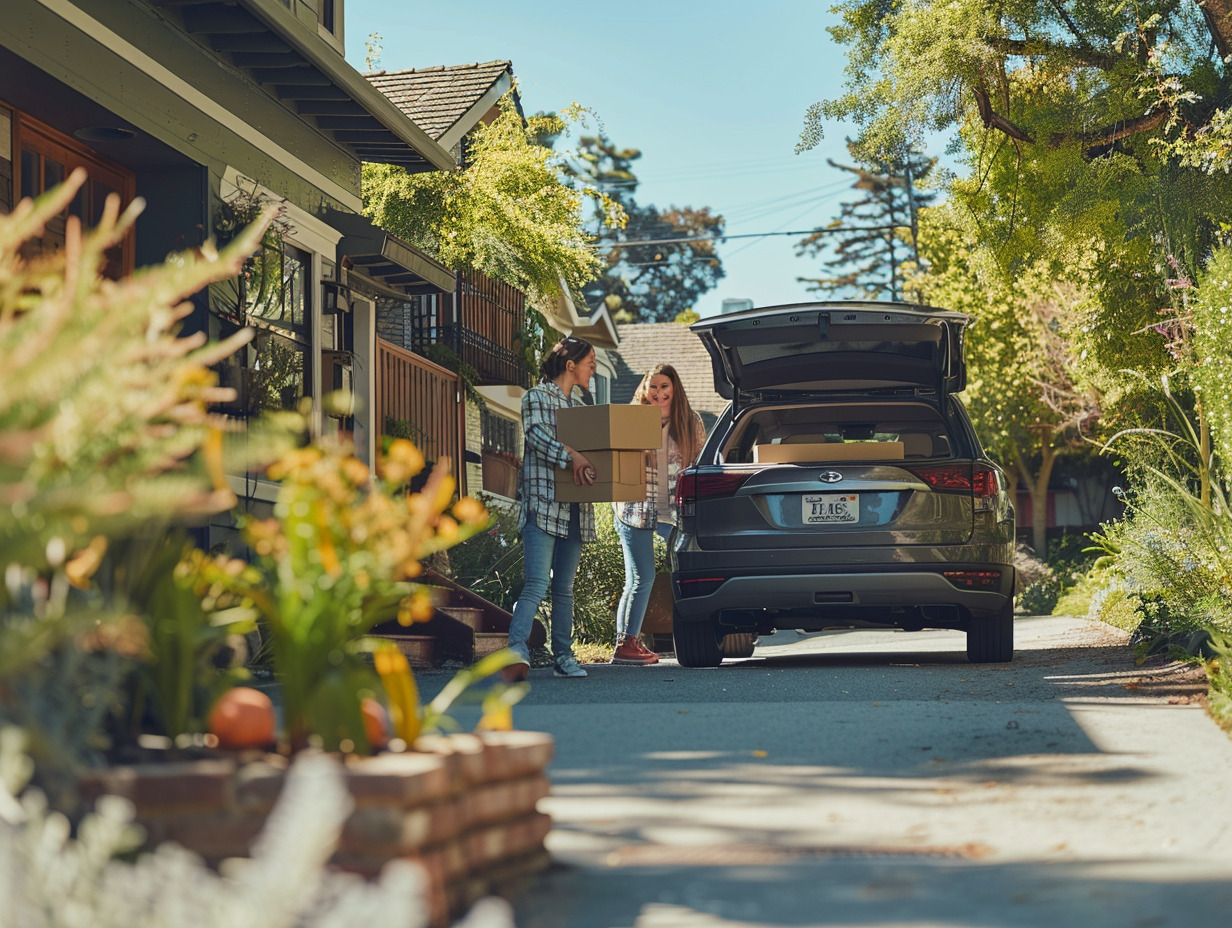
[802,493,859,524]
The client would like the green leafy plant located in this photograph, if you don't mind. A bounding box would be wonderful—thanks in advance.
[0,170,279,803]
[224,438,489,751]
[122,539,259,742]
[1095,375,1232,641]
[445,499,526,612]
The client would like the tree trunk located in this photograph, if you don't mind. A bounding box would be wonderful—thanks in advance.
[1200,1,1232,61]
[1031,445,1057,556]
[1013,437,1057,556]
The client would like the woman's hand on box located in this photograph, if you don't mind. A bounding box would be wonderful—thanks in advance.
[567,447,596,486]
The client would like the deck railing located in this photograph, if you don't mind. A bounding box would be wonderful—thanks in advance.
[447,269,531,388]
[376,337,465,495]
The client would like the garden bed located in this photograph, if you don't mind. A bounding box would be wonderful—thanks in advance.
[78,731,554,927]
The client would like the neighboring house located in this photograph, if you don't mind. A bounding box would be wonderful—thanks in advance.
[365,60,619,505]
[611,322,728,431]
[1,0,457,550]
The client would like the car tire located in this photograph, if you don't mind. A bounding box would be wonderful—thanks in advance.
[673,609,722,668]
[719,632,756,659]
[967,599,1014,663]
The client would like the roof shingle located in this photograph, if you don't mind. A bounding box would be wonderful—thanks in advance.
[367,61,513,142]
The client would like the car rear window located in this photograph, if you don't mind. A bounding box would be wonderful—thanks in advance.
[718,402,955,465]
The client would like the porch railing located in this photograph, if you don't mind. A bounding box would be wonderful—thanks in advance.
[376,337,466,495]
[447,269,531,388]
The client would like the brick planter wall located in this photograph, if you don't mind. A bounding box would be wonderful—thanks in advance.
[78,731,554,927]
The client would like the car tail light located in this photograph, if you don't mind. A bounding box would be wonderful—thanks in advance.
[909,464,998,496]
[943,569,1001,589]
[675,469,753,517]
[909,463,974,491]
[971,464,998,499]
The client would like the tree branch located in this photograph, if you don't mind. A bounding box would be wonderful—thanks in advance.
[1047,108,1171,156]
[988,36,1120,71]
[973,84,1035,143]
[1200,0,1232,61]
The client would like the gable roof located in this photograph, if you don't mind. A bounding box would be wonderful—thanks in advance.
[610,323,729,429]
[367,61,515,152]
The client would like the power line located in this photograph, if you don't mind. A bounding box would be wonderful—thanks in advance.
[604,224,910,248]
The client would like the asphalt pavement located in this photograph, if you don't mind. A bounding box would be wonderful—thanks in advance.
[417,617,1232,928]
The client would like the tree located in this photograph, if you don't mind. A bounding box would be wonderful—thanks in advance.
[566,133,726,322]
[803,1,1232,495]
[362,97,624,317]
[910,208,1100,554]
[796,143,935,300]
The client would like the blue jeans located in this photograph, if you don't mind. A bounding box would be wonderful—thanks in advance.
[614,518,673,639]
[507,507,584,663]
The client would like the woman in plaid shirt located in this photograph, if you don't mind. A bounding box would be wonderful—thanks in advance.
[503,335,598,681]
[611,364,706,665]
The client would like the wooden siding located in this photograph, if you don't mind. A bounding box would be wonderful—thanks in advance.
[376,337,466,495]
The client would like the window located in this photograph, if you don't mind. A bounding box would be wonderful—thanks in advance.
[13,113,134,278]
[209,239,313,417]
[592,373,610,406]
[318,0,337,34]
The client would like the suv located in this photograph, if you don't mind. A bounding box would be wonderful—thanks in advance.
[670,301,1016,667]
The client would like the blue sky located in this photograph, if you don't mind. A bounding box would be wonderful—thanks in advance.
[345,1,863,318]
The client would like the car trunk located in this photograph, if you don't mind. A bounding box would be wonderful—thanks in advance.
[689,461,976,550]
[691,302,969,409]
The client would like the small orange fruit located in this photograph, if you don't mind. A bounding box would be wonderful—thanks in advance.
[361,697,390,750]
[208,686,276,750]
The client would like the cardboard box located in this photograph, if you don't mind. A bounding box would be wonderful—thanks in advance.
[554,449,648,503]
[556,404,662,451]
[753,441,904,464]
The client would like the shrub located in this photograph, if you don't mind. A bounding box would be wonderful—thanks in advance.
[446,502,662,647]
[0,173,279,806]
[444,496,525,612]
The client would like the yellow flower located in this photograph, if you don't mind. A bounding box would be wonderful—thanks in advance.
[382,439,425,485]
[452,496,488,526]
[397,589,435,625]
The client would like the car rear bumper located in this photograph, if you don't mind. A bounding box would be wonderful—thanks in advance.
[671,566,1014,622]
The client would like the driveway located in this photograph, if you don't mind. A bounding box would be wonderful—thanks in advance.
[444,616,1232,927]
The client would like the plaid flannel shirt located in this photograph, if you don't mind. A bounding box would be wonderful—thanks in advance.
[517,381,596,542]
[614,409,706,529]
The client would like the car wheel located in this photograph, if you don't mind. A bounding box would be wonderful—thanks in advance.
[672,609,722,668]
[967,599,1014,663]
[719,632,756,659]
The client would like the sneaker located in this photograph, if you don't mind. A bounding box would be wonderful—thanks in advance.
[611,636,656,665]
[553,654,588,678]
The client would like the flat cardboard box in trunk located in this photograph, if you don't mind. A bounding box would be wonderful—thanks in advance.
[753,441,904,464]
[554,449,649,503]
[555,404,662,451]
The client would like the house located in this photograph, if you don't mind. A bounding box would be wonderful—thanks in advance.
[363,60,619,505]
[1,0,461,549]
[611,321,728,431]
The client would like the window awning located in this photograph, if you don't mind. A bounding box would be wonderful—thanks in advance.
[325,208,456,296]
[151,0,456,172]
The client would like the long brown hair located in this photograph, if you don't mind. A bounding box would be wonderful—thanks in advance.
[633,363,699,465]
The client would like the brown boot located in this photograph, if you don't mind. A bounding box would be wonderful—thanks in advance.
[611,635,657,665]
[636,637,660,664]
